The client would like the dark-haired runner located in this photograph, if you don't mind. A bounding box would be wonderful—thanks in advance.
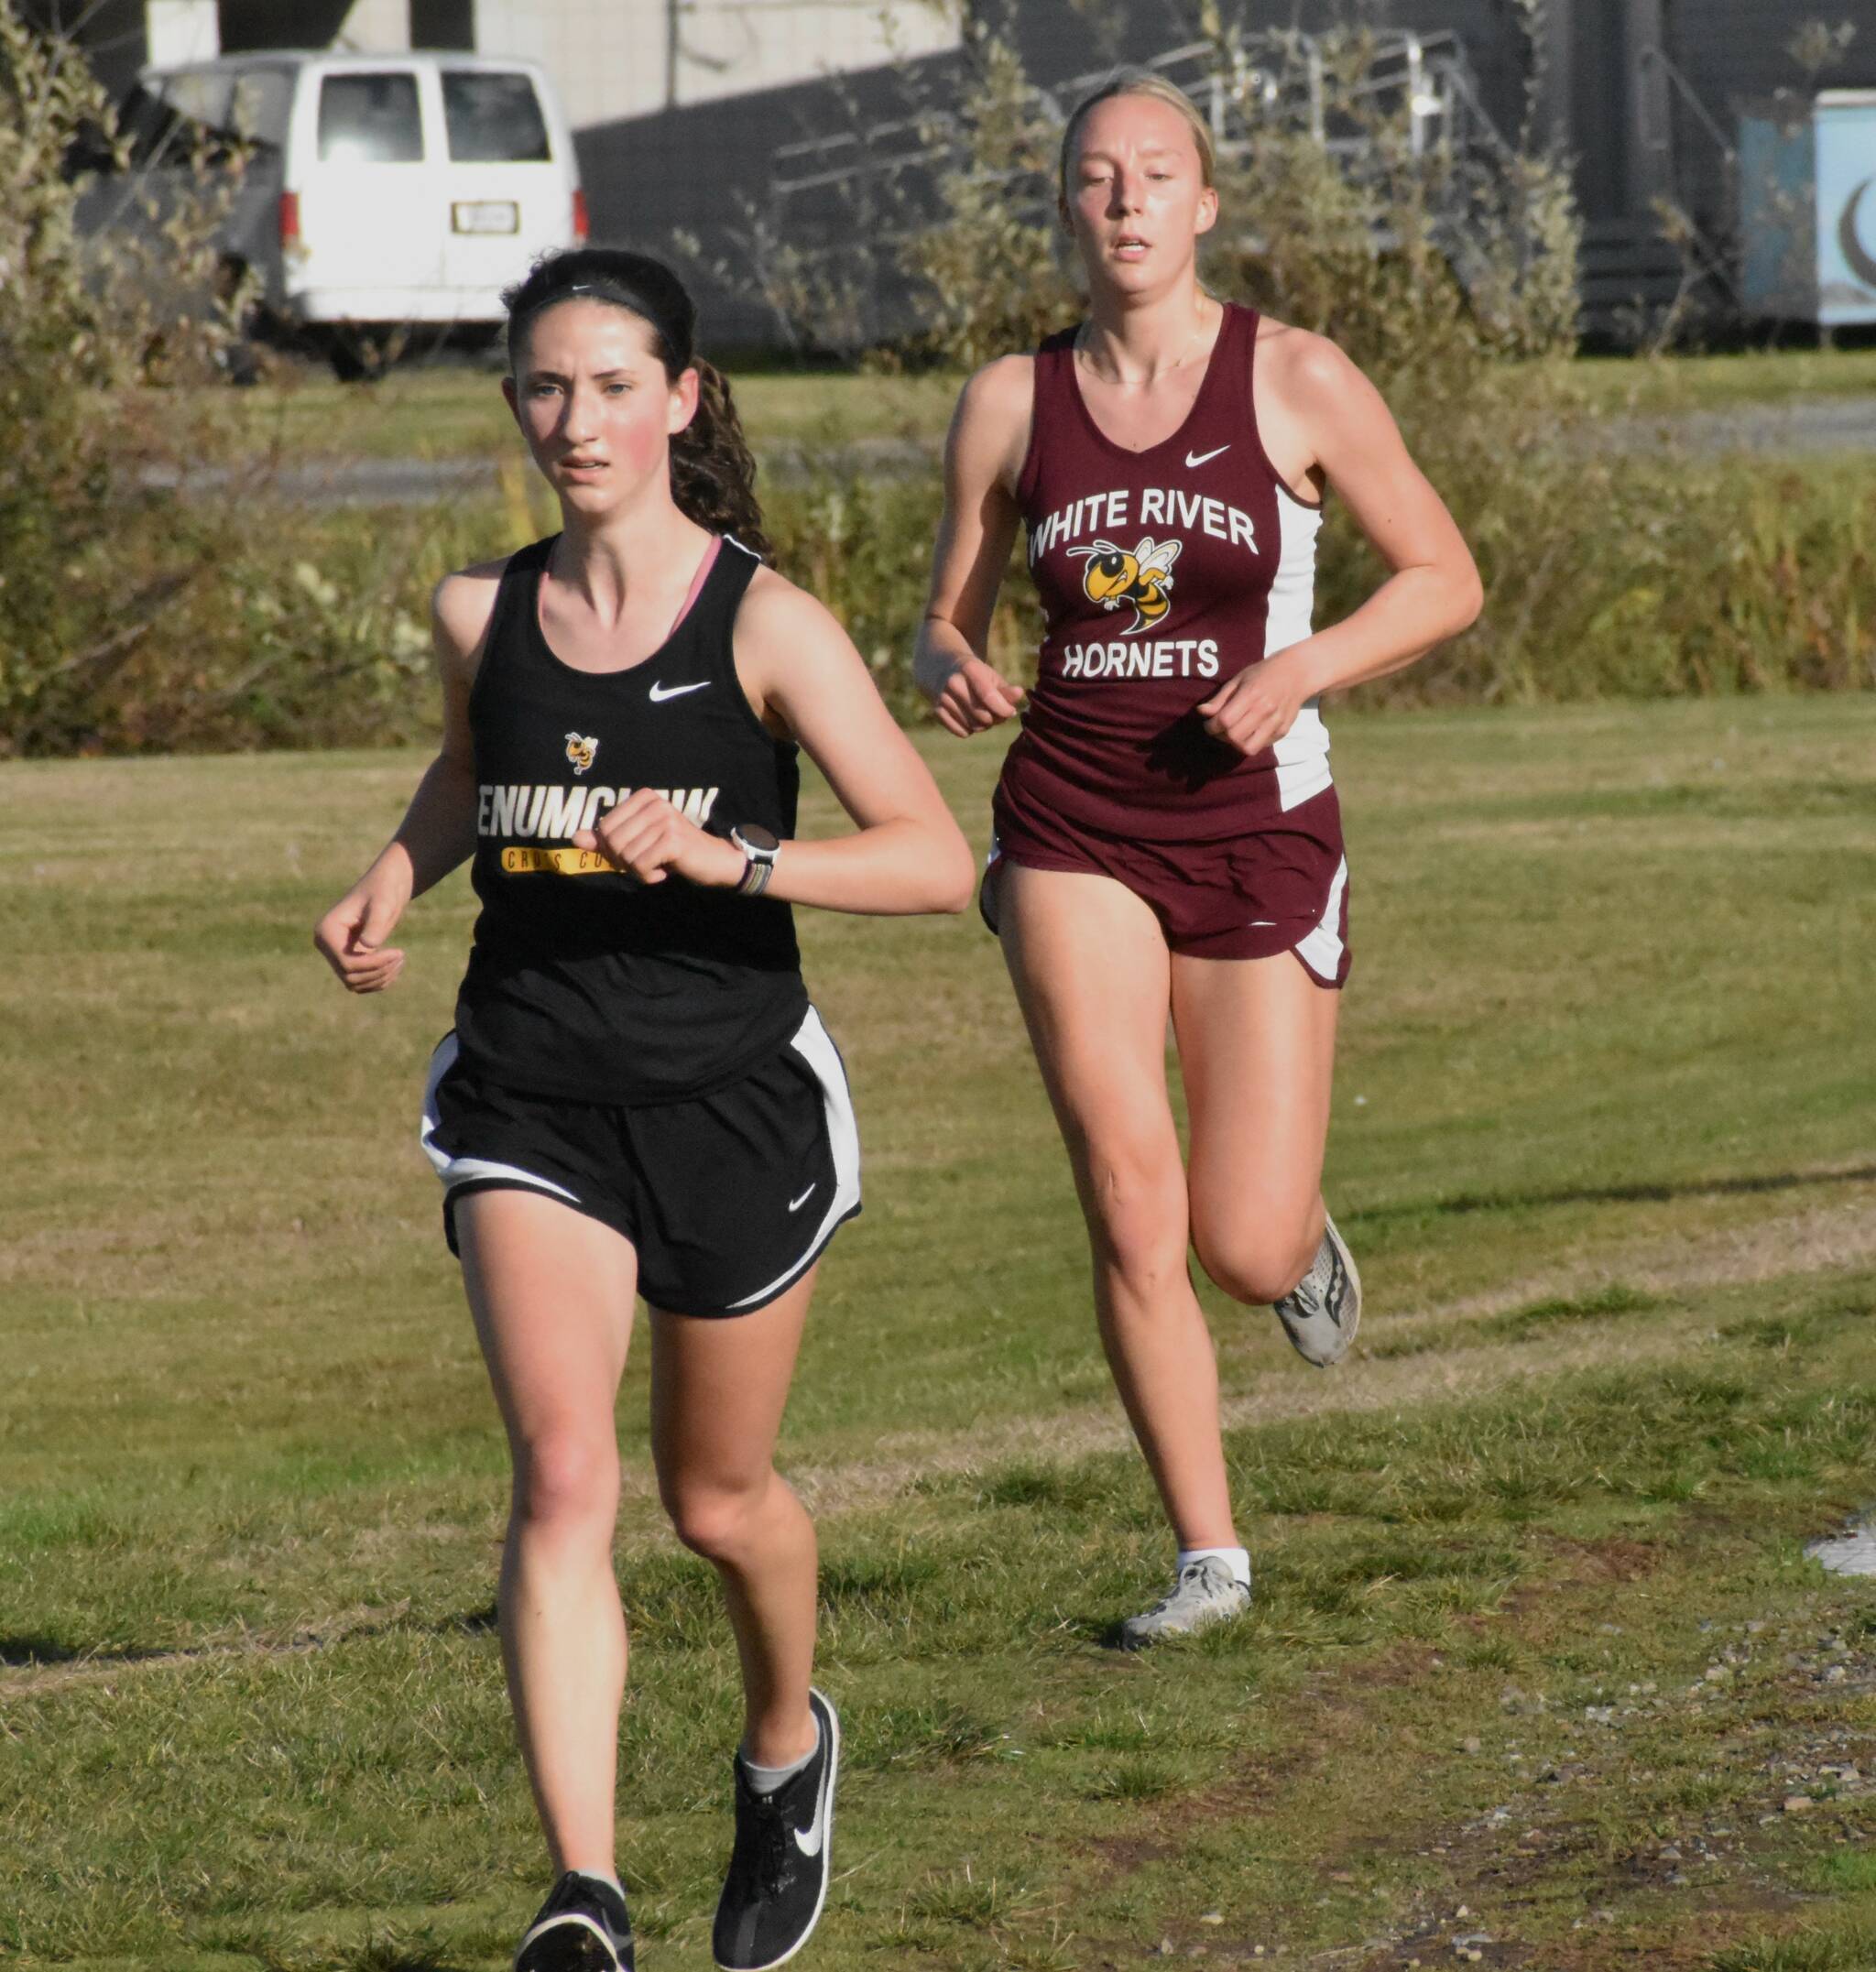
[317,249,974,1972]
[915,76,1481,1646]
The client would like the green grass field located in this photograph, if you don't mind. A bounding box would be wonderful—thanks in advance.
[2,699,1873,1971]
[202,343,1876,464]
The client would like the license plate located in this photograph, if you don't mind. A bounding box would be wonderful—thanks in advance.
[452,200,518,235]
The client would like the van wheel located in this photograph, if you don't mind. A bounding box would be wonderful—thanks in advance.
[220,340,264,387]
[323,329,384,383]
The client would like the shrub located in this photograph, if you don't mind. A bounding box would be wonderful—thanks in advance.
[4,5,1868,759]
[0,3,252,754]
[766,446,1873,711]
[0,7,493,757]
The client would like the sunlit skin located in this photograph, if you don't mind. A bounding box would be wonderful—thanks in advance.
[312,278,974,1891]
[1062,93,1218,318]
[503,298,699,521]
[907,86,1484,1567]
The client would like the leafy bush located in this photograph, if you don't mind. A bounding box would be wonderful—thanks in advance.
[1199,25,1579,387]
[767,447,1872,710]
[1330,430,1874,703]
[892,31,1079,371]
[0,3,244,754]
[15,421,1864,760]
[766,472,1039,722]
[91,507,485,753]
[3,3,1867,759]
[0,7,462,757]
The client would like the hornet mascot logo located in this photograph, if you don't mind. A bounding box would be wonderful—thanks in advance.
[564,732,599,776]
[1068,535,1181,635]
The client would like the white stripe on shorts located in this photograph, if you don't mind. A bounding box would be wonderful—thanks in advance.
[1293,855,1349,983]
[725,1005,862,1311]
[419,1032,582,1206]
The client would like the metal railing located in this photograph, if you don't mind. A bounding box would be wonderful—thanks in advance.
[769,29,1514,219]
[1633,44,1740,306]
[1636,43,1737,171]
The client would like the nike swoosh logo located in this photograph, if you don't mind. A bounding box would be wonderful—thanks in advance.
[788,1183,817,1213]
[648,680,710,703]
[793,1819,823,1858]
[1185,444,1229,468]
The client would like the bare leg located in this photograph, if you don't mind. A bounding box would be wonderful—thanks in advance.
[1174,950,1341,1305]
[457,1189,637,1878]
[650,1271,819,1768]
[999,864,1237,1551]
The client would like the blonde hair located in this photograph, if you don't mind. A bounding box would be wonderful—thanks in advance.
[1058,71,1216,202]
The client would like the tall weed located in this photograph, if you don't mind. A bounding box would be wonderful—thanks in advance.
[0,4,245,754]
[767,448,1873,710]
[0,8,461,757]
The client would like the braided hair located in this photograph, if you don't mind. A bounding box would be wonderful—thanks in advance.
[503,249,769,559]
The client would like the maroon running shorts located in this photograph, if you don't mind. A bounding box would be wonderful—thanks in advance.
[983,780,1351,986]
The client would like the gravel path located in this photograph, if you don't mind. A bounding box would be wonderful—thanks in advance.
[1607,394,1876,457]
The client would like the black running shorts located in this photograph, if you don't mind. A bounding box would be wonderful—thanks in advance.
[420,1007,861,1317]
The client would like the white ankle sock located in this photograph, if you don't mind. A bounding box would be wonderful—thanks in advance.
[739,1716,821,1795]
[1178,1544,1251,1588]
[573,1867,625,1901]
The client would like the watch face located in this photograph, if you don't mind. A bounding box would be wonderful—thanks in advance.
[736,823,780,855]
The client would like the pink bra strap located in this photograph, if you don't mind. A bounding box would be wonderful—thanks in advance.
[670,535,723,638]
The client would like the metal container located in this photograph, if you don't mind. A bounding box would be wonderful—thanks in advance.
[1740,89,1876,326]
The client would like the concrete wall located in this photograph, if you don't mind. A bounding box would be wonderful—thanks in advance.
[572,0,1551,348]
[146,0,217,65]
[173,1,958,135]
[468,0,957,135]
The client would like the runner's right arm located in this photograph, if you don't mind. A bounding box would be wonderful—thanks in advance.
[913,356,1032,737]
[312,567,500,994]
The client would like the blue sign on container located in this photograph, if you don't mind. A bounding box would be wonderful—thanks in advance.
[1740,90,1876,327]
[1817,92,1876,325]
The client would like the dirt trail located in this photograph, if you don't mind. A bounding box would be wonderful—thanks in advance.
[5,1186,1869,1699]
[787,1186,1876,1515]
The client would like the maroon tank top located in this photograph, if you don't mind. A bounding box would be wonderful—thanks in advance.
[998,301,1331,844]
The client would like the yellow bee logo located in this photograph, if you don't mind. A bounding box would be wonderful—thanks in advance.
[564,732,599,776]
[1067,536,1182,635]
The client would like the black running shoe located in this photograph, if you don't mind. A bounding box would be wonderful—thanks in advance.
[713,1687,841,1971]
[514,1870,634,1972]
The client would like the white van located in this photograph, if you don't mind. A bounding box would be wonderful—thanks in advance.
[129,51,584,358]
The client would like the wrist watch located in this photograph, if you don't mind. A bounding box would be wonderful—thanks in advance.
[729,823,781,896]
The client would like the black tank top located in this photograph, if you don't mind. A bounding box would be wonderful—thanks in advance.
[452,534,809,1105]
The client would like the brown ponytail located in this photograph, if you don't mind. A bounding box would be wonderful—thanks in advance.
[504,248,769,558]
[671,359,770,560]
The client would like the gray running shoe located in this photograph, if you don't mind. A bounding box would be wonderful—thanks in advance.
[1118,1556,1250,1649]
[1272,1213,1362,1367]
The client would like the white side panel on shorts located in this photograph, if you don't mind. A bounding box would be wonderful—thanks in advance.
[1294,855,1349,983]
[726,1006,863,1311]
[419,1033,582,1204]
[1267,484,1334,813]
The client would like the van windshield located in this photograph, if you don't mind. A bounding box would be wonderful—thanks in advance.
[117,66,289,167]
[318,72,425,163]
[442,71,551,162]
